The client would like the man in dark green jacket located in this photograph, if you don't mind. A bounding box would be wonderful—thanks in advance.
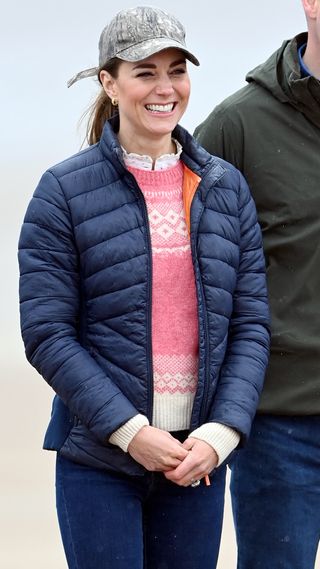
[195,1,320,567]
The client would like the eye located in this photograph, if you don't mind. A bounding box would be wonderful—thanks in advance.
[171,67,187,76]
[136,71,154,78]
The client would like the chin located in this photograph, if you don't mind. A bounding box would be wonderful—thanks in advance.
[147,121,178,137]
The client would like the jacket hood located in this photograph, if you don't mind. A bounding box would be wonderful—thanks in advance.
[246,32,320,128]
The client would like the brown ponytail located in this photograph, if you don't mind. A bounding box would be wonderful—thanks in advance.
[85,58,122,145]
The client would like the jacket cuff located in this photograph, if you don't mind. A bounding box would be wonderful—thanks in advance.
[189,422,240,466]
[108,414,149,452]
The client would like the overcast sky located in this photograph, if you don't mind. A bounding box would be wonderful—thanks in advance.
[2,0,306,366]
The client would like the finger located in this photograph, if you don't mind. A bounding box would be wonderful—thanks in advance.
[165,440,189,461]
[169,455,213,485]
[151,445,188,470]
[160,458,188,472]
[182,438,195,451]
[164,470,203,487]
[167,433,186,447]
[165,453,199,482]
[174,447,189,461]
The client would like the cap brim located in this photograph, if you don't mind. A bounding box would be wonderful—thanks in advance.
[116,38,200,66]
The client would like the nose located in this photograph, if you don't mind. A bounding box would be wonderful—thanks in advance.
[154,76,175,96]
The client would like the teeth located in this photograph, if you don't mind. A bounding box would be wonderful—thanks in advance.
[146,103,174,112]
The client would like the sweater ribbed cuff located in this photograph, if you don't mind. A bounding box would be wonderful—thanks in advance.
[108,414,150,452]
[189,422,240,466]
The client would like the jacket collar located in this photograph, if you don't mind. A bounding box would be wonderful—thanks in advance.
[98,115,226,187]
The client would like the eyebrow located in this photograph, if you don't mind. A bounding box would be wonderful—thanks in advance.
[132,59,187,70]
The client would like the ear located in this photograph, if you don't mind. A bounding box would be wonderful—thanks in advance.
[100,70,118,100]
[302,0,319,19]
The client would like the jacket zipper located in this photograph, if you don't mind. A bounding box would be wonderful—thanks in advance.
[190,211,211,427]
[126,174,154,423]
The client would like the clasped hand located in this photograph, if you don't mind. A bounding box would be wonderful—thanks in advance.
[127,426,218,486]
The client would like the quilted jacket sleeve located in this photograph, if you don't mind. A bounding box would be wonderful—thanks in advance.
[207,171,270,442]
[18,170,140,442]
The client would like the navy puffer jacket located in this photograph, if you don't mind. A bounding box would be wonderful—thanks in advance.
[18,119,270,475]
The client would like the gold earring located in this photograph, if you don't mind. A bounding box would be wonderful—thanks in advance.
[111,97,118,106]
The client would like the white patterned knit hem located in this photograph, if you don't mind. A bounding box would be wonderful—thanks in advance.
[152,392,195,431]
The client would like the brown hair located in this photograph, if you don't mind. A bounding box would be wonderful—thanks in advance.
[85,58,122,145]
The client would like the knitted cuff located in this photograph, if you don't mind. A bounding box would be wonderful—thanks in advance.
[189,422,240,466]
[108,414,150,452]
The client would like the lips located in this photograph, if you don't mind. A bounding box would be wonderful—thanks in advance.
[145,103,175,112]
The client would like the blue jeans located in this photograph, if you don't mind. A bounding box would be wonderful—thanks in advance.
[230,414,320,569]
[56,454,226,569]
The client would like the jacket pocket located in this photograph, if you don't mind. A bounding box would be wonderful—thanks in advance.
[43,395,74,451]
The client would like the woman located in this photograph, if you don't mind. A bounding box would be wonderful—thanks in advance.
[18,6,269,569]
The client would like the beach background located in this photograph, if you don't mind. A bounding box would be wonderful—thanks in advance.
[2,1,317,567]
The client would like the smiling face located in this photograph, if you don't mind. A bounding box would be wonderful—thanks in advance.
[100,48,190,157]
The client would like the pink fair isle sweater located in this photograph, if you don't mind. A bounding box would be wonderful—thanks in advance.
[130,160,198,431]
[109,150,240,465]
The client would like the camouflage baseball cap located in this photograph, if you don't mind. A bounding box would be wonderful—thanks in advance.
[67,6,199,87]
